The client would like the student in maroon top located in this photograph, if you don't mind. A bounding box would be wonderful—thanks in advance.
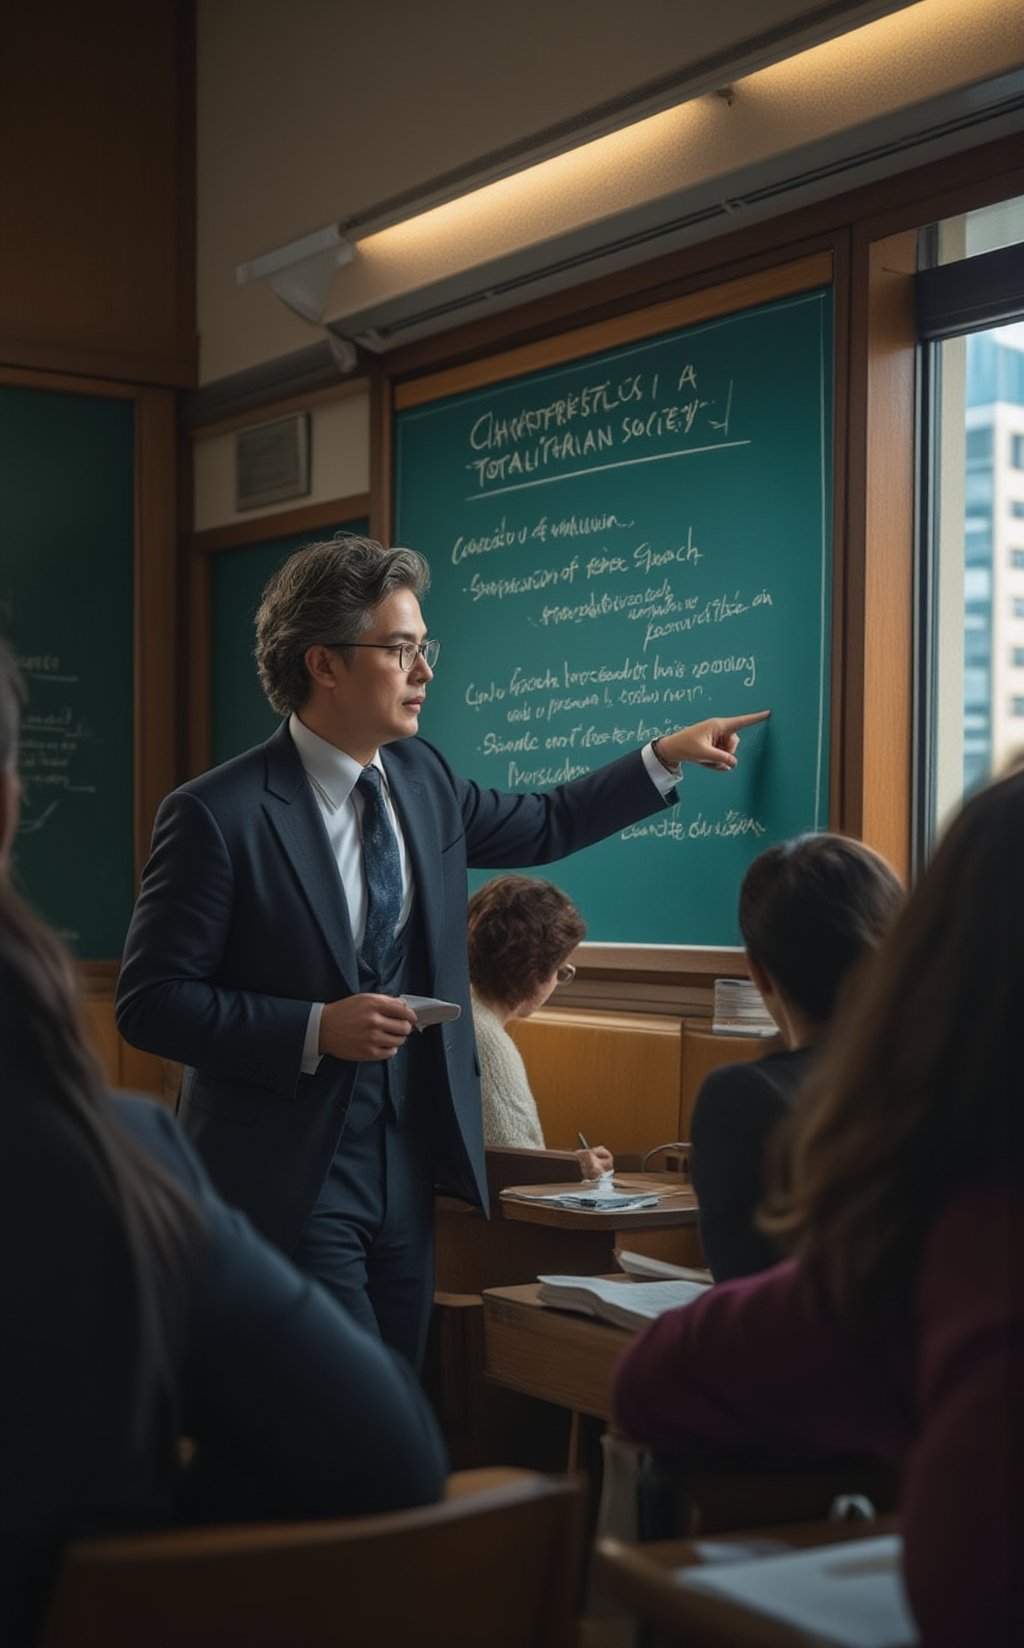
[613,767,1024,1648]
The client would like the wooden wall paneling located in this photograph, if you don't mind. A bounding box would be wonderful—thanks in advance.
[134,389,181,876]
[369,374,394,544]
[841,231,918,878]
[508,1009,684,1156]
[80,992,122,1088]
[0,0,197,387]
[678,1022,783,1140]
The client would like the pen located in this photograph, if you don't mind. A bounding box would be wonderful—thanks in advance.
[577,1131,590,1149]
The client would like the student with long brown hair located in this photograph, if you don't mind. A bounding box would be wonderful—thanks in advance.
[0,641,446,1645]
[613,773,1024,1646]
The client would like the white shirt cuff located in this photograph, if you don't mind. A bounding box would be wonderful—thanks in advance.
[302,1003,324,1074]
[641,741,681,797]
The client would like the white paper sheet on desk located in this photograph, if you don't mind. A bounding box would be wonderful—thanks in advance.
[676,1535,918,1648]
[502,1188,661,1211]
[400,995,461,1029]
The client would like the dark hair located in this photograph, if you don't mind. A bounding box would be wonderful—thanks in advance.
[764,771,1024,1332]
[0,640,200,1429]
[467,875,585,1008]
[739,833,904,1026]
[255,533,430,715]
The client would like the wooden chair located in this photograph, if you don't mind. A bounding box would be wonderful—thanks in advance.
[634,1448,897,1537]
[39,1467,586,1648]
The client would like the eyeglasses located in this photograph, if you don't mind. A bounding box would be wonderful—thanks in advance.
[556,963,576,985]
[329,639,440,672]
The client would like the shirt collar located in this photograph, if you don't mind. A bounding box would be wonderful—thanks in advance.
[289,713,386,812]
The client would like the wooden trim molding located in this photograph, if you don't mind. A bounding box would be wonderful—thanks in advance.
[133,389,180,878]
[841,229,918,879]
[191,493,371,556]
[394,253,834,410]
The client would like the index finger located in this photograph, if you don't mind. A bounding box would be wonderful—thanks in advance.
[719,709,771,731]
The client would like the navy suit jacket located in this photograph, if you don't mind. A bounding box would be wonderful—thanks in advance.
[116,723,671,1252]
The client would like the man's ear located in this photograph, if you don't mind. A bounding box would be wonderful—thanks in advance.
[303,644,339,690]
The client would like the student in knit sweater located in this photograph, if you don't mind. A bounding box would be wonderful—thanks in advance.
[467,876,612,1179]
[613,768,1024,1648]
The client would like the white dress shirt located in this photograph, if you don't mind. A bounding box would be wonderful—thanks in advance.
[288,714,678,1070]
[290,714,415,1072]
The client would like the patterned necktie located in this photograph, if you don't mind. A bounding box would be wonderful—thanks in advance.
[356,765,402,974]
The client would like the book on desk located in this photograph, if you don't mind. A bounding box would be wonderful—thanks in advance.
[536,1272,709,1331]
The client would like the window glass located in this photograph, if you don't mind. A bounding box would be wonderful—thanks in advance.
[932,320,1024,813]
[926,194,1024,835]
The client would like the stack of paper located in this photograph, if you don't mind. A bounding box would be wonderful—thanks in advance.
[502,1187,662,1212]
[617,1249,712,1284]
[712,977,776,1037]
[677,1534,918,1647]
[537,1274,708,1330]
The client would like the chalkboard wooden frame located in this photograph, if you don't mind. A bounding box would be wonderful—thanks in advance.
[188,492,371,776]
[0,365,177,978]
[385,253,838,977]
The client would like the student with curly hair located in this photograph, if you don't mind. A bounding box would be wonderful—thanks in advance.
[468,874,612,1179]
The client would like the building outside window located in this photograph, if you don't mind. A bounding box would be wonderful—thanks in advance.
[922,196,1024,837]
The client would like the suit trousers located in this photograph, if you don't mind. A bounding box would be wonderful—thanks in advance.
[291,1076,436,1367]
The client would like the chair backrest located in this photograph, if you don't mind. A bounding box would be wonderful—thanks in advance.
[39,1468,586,1648]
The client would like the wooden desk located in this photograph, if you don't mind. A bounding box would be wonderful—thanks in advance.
[482,1286,898,1530]
[437,1173,700,1293]
[483,1282,630,1422]
[596,1516,901,1647]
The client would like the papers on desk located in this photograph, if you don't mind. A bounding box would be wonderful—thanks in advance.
[676,1534,918,1648]
[537,1274,709,1330]
[501,1187,662,1212]
[617,1249,713,1285]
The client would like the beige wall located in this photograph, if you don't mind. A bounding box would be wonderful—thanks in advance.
[193,388,370,533]
[196,0,933,381]
[1,0,194,386]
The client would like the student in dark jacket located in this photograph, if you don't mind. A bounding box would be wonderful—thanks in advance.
[691,833,903,1279]
[614,768,1024,1647]
[0,641,446,1646]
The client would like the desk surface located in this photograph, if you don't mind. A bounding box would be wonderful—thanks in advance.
[500,1173,698,1232]
[483,1281,631,1421]
[596,1517,901,1648]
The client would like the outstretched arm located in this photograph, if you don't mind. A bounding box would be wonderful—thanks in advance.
[654,709,771,773]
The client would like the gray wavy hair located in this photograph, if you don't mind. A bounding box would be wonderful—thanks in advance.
[255,533,430,715]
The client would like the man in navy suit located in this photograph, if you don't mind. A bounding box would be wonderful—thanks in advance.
[116,534,767,1364]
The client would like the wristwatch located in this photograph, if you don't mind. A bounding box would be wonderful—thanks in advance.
[651,737,682,776]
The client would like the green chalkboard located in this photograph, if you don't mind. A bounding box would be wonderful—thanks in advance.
[1,384,135,959]
[210,517,369,765]
[394,287,832,946]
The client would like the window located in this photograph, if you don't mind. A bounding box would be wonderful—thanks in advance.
[916,195,1024,844]
[1013,697,1024,716]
